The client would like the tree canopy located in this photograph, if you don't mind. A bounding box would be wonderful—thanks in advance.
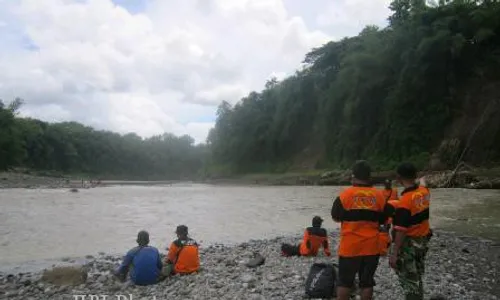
[0,100,206,179]
[2,0,500,178]
[207,0,500,174]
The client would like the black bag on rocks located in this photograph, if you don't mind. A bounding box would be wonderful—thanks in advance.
[305,263,337,299]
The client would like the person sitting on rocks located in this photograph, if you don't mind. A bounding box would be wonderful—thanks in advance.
[281,216,331,257]
[161,225,200,277]
[114,230,162,285]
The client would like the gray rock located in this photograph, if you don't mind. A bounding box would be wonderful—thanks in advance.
[241,274,255,283]
[5,290,18,297]
[3,232,499,300]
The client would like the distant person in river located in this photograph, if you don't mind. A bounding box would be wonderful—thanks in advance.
[331,160,390,300]
[382,179,399,201]
[281,216,331,257]
[390,162,432,300]
[114,230,162,285]
[379,179,399,256]
[161,225,200,278]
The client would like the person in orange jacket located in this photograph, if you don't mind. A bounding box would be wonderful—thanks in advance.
[390,162,433,300]
[161,225,200,277]
[331,160,391,300]
[379,179,399,256]
[382,179,399,201]
[281,216,331,257]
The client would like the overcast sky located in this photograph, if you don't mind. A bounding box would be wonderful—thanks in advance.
[0,0,392,144]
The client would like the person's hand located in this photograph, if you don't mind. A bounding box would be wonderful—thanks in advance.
[113,271,126,282]
[389,253,398,269]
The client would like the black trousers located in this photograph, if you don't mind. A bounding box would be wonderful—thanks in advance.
[281,243,301,256]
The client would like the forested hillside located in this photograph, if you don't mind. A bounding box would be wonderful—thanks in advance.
[0,99,206,179]
[2,0,500,180]
[207,0,500,175]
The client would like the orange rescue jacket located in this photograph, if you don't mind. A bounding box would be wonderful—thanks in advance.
[378,231,390,256]
[393,185,431,237]
[299,227,331,257]
[331,185,388,257]
[166,238,200,274]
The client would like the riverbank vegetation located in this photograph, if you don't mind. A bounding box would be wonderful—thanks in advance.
[0,100,206,180]
[2,0,500,181]
[207,0,500,176]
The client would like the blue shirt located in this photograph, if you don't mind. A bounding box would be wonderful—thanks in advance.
[117,246,162,285]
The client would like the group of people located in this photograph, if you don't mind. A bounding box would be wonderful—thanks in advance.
[332,160,431,300]
[115,160,430,300]
[114,225,200,285]
[282,160,430,300]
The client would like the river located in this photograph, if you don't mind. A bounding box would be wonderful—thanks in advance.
[1,184,499,272]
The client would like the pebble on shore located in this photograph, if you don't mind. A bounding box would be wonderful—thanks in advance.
[0,231,499,300]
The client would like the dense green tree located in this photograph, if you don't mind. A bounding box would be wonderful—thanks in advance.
[0,102,205,179]
[208,0,500,174]
[0,99,25,170]
[3,0,500,177]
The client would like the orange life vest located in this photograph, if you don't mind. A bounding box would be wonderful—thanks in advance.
[337,186,387,257]
[393,185,431,237]
[166,238,200,274]
[298,227,331,257]
[378,231,391,256]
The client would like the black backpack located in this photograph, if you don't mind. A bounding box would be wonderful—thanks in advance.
[305,263,337,299]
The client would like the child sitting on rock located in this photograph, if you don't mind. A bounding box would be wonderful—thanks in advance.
[281,216,331,257]
[161,225,200,278]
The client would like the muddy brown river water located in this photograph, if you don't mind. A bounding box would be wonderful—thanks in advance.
[1,184,499,272]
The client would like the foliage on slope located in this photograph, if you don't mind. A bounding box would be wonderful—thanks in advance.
[207,0,500,174]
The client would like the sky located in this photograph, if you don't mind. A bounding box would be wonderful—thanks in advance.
[0,0,393,144]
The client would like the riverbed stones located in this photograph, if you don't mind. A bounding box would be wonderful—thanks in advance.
[40,266,87,286]
[1,231,499,300]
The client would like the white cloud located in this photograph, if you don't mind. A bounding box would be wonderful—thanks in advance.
[317,0,392,37]
[0,0,393,143]
[195,84,248,105]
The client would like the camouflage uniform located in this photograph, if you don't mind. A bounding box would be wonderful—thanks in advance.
[394,236,430,300]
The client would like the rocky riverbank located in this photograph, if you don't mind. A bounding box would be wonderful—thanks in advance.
[1,231,498,300]
[203,166,500,189]
[3,166,500,189]
[0,171,79,189]
[0,171,181,189]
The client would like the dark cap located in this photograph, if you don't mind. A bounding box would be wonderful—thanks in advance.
[312,216,323,227]
[175,225,188,236]
[137,230,149,246]
[352,160,371,181]
[397,162,417,180]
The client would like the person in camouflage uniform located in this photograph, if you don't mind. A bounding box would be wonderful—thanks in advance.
[392,234,431,299]
[390,163,432,300]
